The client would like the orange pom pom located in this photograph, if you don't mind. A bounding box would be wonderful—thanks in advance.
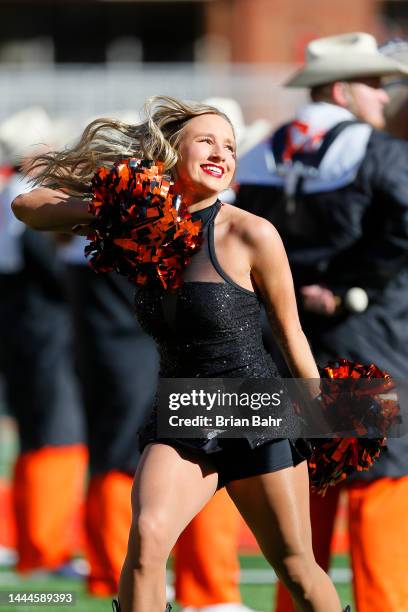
[85,158,203,290]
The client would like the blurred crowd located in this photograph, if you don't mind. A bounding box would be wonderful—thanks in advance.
[1,32,408,612]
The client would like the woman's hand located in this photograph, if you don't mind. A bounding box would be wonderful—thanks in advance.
[12,187,93,233]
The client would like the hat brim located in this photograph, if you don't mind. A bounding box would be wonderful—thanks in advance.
[285,54,408,88]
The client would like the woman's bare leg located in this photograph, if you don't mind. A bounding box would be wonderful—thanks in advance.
[118,443,218,612]
[226,460,342,612]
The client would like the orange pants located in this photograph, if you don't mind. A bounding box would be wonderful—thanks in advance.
[12,445,87,572]
[11,448,128,594]
[13,462,135,596]
[85,472,134,596]
[275,477,408,612]
[175,488,242,607]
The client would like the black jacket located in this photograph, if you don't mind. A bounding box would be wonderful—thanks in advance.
[237,119,408,479]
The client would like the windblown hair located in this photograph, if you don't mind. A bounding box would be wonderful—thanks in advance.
[28,96,234,196]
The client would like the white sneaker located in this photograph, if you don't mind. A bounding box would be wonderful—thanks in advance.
[166,584,175,601]
[180,605,258,612]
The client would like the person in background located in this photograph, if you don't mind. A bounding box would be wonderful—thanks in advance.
[59,234,159,596]
[236,32,408,612]
[381,38,408,139]
[0,108,87,576]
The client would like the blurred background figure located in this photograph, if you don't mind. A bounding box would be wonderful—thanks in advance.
[59,234,159,596]
[0,108,87,576]
[381,39,408,139]
[236,32,408,612]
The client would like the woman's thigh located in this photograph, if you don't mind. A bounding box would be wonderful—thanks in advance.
[131,443,219,551]
[226,460,312,565]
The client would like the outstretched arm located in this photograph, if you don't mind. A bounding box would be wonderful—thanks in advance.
[12,188,93,232]
[248,217,319,380]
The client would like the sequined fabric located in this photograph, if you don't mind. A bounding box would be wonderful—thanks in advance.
[135,200,299,452]
[135,282,274,378]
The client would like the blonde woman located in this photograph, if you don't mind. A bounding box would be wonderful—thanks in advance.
[12,97,344,612]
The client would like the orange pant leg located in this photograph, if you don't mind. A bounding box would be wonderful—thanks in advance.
[85,471,133,596]
[174,488,242,607]
[348,476,408,612]
[12,445,87,572]
[274,486,341,612]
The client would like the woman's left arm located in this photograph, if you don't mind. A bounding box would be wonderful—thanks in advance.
[248,217,319,381]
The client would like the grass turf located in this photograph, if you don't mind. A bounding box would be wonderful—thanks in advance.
[0,555,353,611]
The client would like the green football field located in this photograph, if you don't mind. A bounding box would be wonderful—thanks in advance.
[0,554,353,611]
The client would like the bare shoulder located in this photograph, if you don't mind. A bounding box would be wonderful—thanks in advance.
[220,202,282,249]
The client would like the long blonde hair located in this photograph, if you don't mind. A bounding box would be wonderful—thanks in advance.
[28,96,234,196]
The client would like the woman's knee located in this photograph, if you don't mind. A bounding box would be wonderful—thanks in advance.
[275,550,316,600]
[127,512,171,570]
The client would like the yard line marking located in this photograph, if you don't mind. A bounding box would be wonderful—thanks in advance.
[166,567,351,585]
[238,568,351,584]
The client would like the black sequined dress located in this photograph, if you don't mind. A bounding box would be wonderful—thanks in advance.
[135,200,301,454]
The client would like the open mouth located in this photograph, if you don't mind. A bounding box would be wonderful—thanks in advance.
[201,164,225,178]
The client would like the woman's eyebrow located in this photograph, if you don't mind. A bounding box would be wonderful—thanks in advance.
[195,132,235,146]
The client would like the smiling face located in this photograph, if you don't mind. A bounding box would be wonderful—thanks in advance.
[174,113,236,205]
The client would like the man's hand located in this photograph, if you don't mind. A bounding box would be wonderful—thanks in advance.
[300,284,338,315]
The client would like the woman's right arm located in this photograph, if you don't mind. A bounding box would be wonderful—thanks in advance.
[12,187,93,232]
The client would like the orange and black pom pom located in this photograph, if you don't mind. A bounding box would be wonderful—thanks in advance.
[308,359,400,495]
[85,159,203,290]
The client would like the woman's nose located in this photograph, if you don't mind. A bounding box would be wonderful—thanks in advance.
[208,144,225,161]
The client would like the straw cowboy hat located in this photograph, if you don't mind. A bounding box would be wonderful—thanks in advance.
[203,97,271,158]
[286,32,408,88]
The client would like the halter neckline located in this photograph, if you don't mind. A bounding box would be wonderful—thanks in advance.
[190,199,220,216]
[190,199,221,228]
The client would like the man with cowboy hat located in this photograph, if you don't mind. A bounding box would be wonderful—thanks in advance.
[236,32,408,612]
